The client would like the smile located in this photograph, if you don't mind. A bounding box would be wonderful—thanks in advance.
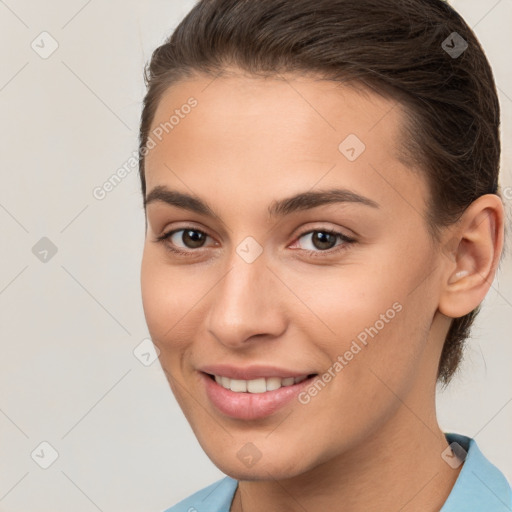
[210,374,310,393]
[201,371,318,420]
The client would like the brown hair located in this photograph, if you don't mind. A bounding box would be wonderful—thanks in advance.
[138,0,502,385]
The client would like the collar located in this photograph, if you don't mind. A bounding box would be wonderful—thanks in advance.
[440,432,511,511]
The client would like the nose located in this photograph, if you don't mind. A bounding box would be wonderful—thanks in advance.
[205,252,287,349]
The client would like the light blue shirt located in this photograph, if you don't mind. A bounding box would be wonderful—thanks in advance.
[163,433,512,511]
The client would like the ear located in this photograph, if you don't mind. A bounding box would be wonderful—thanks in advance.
[438,194,505,319]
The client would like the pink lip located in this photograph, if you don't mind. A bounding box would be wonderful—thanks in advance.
[198,363,315,380]
[199,371,317,420]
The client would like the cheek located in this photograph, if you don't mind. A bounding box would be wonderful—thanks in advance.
[289,251,432,395]
[140,248,196,352]
[283,260,403,351]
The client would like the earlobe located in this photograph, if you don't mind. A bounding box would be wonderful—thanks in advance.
[438,194,504,319]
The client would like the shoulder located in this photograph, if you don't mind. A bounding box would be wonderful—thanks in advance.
[441,433,512,511]
[162,476,238,512]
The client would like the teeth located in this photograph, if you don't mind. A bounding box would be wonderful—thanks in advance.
[266,377,282,391]
[247,378,266,393]
[230,379,247,392]
[212,374,310,393]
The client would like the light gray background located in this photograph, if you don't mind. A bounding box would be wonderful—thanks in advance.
[0,1,511,511]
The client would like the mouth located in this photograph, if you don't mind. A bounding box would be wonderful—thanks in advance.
[205,372,317,393]
[200,371,319,420]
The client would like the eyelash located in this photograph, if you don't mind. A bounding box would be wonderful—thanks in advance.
[154,227,356,259]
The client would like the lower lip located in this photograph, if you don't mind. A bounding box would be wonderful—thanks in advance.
[200,372,316,420]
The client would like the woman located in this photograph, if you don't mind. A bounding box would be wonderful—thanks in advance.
[138,0,511,510]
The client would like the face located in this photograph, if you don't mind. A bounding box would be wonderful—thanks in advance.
[140,71,448,480]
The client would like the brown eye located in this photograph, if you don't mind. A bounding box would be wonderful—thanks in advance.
[296,230,351,252]
[169,229,208,249]
[155,226,217,257]
[310,231,338,250]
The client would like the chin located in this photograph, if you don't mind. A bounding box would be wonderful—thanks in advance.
[221,463,308,482]
[203,445,313,481]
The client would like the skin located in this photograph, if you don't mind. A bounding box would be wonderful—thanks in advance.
[140,70,504,512]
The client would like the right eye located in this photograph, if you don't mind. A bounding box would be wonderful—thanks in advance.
[155,228,216,256]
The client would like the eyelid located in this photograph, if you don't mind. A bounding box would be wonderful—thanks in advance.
[291,221,357,241]
[295,228,355,243]
[155,220,214,242]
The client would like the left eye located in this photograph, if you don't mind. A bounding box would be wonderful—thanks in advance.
[293,230,354,252]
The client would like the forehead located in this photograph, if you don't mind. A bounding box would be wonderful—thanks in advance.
[149,71,404,144]
[144,71,426,219]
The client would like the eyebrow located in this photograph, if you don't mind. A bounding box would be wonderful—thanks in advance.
[144,185,379,218]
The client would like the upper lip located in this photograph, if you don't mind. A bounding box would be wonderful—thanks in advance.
[199,364,316,381]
